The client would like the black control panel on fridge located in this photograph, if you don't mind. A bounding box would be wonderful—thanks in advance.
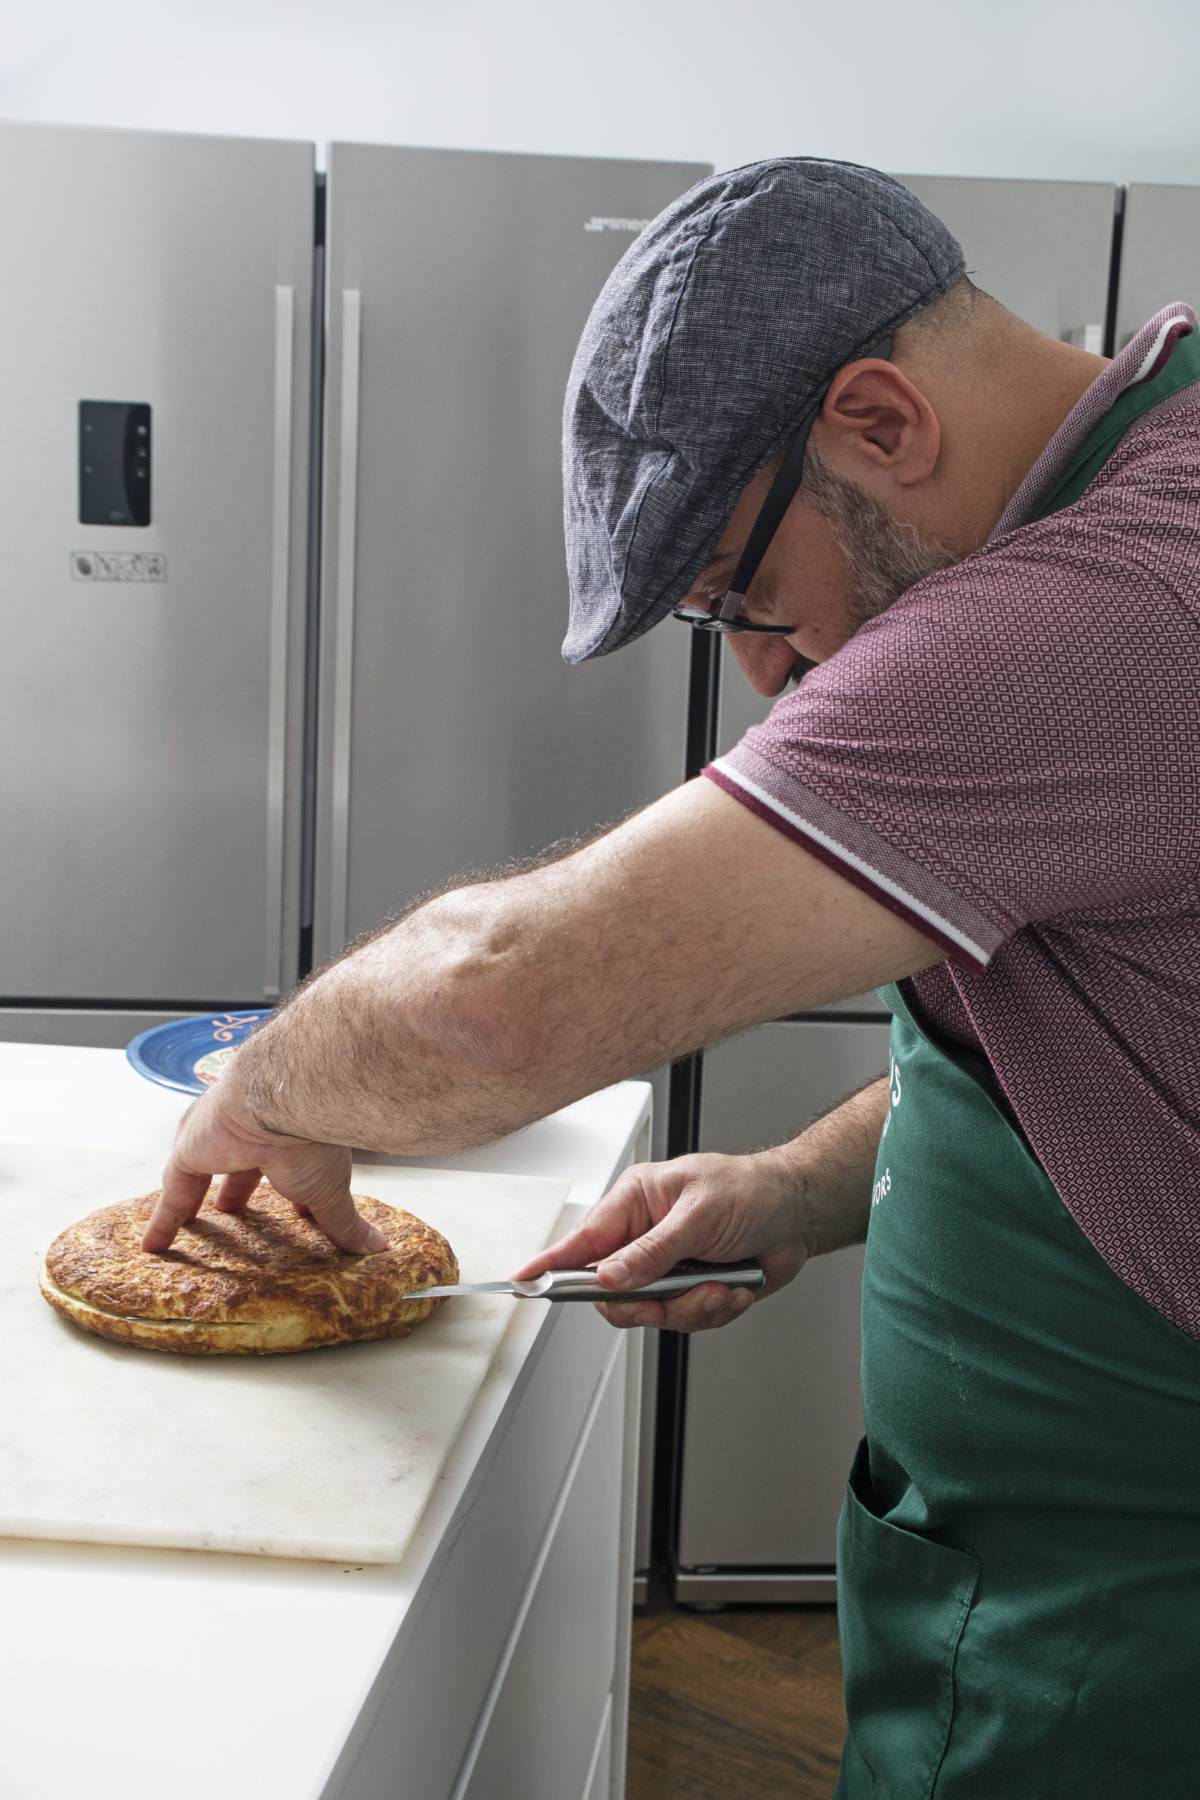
[78,401,152,526]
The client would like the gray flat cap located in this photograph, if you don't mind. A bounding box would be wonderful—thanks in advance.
[561,158,965,663]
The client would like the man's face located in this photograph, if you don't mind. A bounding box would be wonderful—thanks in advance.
[684,446,960,698]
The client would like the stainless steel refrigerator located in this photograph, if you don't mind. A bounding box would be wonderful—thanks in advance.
[0,127,707,1063]
[670,175,1121,1604]
[1112,182,1200,349]
[0,120,317,1047]
[311,143,707,964]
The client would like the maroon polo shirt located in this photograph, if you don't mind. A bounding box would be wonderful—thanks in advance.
[705,305,1200,1340]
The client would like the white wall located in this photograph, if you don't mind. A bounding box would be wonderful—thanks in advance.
[2,0,1200,183]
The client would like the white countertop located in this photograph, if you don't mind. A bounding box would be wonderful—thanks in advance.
[0,1043,650,1800]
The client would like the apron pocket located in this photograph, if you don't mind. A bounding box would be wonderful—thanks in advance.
[837,1440,979,1800]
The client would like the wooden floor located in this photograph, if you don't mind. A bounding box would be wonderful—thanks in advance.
[627,1585,846,1799]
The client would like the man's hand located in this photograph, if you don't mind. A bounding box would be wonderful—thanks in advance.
[511,1150,813,1334]
[512,1076,890,1333]
[140,1079,385,1256]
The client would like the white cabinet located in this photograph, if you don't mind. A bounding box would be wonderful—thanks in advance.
[458,1341,627,1799]
[0,1055,649,1800]
[332,1308,626,1798]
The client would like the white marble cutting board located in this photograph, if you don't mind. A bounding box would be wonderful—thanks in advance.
[0,1144,570,1563]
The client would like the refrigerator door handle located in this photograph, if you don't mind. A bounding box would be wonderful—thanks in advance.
[264,282,295,1001]
[329,288,362,954]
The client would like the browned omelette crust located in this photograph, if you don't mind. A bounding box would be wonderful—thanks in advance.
[39,1183,458,1356]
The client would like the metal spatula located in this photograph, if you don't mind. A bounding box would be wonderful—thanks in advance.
[410,1258,765,1304]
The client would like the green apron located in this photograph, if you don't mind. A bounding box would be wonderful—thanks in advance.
[832,332,1200,1798]
[834,982,1200,1798]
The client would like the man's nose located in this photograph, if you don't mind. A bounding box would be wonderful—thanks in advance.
[728,632,801,698]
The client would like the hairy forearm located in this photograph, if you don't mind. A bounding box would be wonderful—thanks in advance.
[755,1076,890,1258]
[223,778,934,1157]
[235,889,541,1153]
[227,808,754,1152]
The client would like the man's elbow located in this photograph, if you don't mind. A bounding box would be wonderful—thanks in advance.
[402,898,544,1080]
[426,968,535,1077]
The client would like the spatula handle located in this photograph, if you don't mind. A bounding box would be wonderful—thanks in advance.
[544,1261,765,1303]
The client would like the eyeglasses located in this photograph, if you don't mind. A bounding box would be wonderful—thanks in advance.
[671,333,893,636]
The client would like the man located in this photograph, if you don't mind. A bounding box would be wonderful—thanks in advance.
[144,161,1200,1795]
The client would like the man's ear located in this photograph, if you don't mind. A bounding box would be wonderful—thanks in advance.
[818,359,940,486]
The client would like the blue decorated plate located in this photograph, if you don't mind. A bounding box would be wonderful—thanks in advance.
[125,1012,268,1095]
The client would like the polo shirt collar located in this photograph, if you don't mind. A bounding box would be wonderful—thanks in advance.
[992,302,1200,537]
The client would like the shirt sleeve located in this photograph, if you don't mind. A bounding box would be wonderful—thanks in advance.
[704,519,1200,974]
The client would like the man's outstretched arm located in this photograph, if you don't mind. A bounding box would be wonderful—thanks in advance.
[145,777,938,1251]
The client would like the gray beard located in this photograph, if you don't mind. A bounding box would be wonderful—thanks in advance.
[802,444,962,634]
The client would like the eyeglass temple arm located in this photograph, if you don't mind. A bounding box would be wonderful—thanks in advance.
[717,333,893,623]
